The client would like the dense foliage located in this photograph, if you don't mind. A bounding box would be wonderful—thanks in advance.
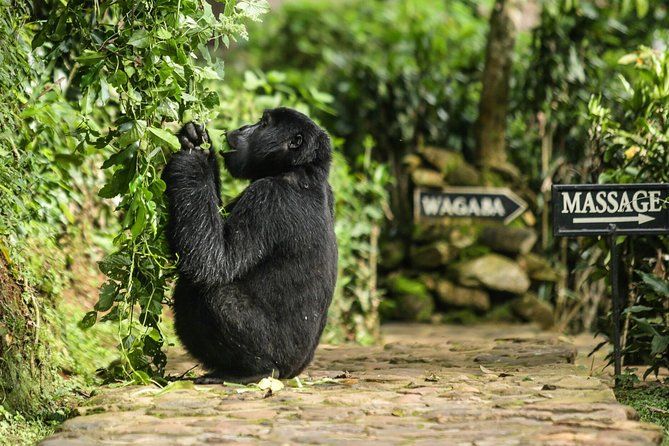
[238,0,669,374]
[588,48,669,377]
[0,0,82,417]
[505,1,669,377]
[36,0,270,383]
[24,0,390,386]
[242,0,489,229]
[0,2,119,440]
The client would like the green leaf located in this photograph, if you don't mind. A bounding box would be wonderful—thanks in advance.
[155,380,194,396]
[624,305,654,314]
[650,334,669,356]
[77,50,106,65]
[618,53,638,65]
[235,0,269,21]
[98,253,132,278]
[147,126,180,151]
[640,272,669,297]
[130,205,147,238]
[99,164,134,198]
[155,28,172,40]
[128,29,150,48]
[207,128,227,153]
[636,0,649,17]
[95,283,117,312]
[102,145,136,169]
[131,370,152,385]
[78,311,97,330]
[116,120,147,148]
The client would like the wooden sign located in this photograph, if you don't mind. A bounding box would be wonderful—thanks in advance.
[415,187,528,225]
[552,183,669,236]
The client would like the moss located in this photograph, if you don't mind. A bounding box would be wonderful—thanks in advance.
[0,408,57,446]
[386,275,429,297]
[393,294,435,322]
[615,384,669,446]
[0,239,116,444]
[484,302,517,323]
[0,259,62,417]
[440,309,481,325]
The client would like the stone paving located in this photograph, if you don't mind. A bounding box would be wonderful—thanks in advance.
[41,324,664,445]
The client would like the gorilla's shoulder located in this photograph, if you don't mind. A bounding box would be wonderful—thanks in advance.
[234,177,297,213]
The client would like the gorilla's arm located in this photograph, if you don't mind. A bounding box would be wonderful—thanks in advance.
[162,150,289,286]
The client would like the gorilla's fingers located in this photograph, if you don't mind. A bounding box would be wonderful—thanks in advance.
[196,124,209,144]
[179,134,195,151]
[184,122,199,142]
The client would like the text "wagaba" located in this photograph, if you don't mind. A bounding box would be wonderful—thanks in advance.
[561,190,664,214]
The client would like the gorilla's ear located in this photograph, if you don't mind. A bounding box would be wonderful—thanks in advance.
[314,131,332,165]
[289,134,303,150]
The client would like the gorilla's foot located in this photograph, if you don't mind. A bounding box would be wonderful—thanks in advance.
[193,370,278,385]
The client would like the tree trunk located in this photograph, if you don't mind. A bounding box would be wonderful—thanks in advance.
[475,0,520,169]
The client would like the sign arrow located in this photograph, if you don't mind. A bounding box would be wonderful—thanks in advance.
[572,214,655,225]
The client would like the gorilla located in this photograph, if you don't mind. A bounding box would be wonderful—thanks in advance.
[162,108,338,383]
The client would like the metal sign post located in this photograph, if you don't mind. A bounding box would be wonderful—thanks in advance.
[552,183,669,382]
[608,224,622,378]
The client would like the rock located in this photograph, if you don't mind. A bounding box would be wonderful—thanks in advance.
[418,273,438,292]
[434,279,490,311]
[411,168,444,188]
[418,146,463,173]
[410,242,454,269]
[489,160,521,182]
[517,253,562,282]
[454,254,530,294]
[412,223,452,242]
[392,293,435,322]
[448,227,478,249]
[418,146,481,186]
[511,293,555,329]
[401,153,422,172]
[478,226,537,255]
[384,275,435,322]
[447,162,481,186]
[379,240,405,270]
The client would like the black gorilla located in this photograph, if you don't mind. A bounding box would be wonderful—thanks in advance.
[162,108,338,383]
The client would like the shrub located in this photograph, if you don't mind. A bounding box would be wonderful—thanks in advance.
[587,47,669,378]
[36,0,270,382]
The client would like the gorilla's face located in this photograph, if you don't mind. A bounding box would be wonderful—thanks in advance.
[224,108,331,180]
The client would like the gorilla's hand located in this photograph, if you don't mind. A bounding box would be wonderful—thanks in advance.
[178,122,210,152]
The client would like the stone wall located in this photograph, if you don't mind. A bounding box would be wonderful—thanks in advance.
[379,146,563,328]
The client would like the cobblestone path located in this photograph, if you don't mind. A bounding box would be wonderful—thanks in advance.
[42,324,663,445]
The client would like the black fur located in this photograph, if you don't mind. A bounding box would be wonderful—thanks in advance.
[162,108,337,383]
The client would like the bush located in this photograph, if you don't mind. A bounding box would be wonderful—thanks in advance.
[0,2,115,436]
[246,0,489,156]
[587,47,669,378]
[34,0,270,383]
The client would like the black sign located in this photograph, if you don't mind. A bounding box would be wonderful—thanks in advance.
[415,187,528,224]
[552,183,669,236]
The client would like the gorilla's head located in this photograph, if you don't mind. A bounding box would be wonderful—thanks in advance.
[224,107,332,180]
